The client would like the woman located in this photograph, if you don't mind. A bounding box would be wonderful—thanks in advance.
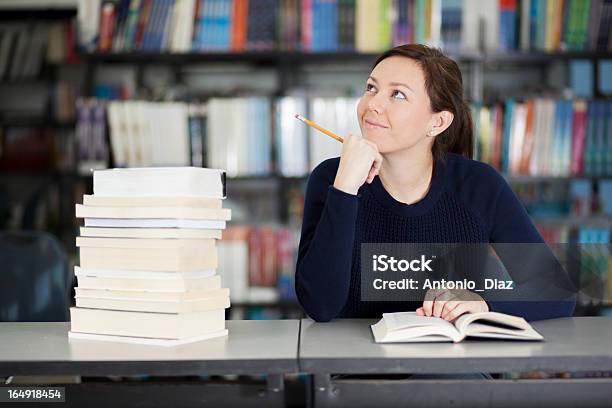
[295,44,575,323]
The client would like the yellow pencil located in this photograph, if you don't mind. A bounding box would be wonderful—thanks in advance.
[294,114,344,143]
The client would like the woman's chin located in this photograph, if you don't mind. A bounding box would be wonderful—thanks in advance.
[363,135,387,150]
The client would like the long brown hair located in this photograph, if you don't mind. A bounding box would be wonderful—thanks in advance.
[372,44,474,160]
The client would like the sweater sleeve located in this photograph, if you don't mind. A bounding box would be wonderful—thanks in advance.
[295,160,360,322]
[487,178,576,321]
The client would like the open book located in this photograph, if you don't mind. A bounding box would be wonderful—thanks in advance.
[371,312,543,343]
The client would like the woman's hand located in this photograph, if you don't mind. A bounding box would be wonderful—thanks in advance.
[333,134,383,195]
[416,289,489,321]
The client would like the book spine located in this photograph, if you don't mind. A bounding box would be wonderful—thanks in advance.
[98,2,116,52]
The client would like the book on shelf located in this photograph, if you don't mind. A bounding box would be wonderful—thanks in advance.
[307,97,359,170]
[70,166,232,345]
[218,224,299,304]
[76,98,109,175]
[85,0,612,54]
[275,96,309,177]
[206,97,272,177]
[105,101,195,168]
[0,20,75,82]
[371,311,544,343]
[473,98,612,178]
[574,227,611,306]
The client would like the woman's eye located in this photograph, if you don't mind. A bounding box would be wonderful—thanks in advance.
[365,83,376,93]
[392,90,406,100]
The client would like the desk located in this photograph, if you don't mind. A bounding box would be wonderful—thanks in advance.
[300,317,612,408]
[0,320,299,407]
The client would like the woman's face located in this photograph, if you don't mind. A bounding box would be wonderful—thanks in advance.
[357,56,438,155]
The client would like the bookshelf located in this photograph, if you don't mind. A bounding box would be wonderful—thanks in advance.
[2,0,612,318]
[0,0,78,10]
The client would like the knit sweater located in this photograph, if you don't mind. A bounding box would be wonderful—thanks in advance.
[295,153,576,322]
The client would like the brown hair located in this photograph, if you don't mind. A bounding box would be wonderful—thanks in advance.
[372,44,474,160]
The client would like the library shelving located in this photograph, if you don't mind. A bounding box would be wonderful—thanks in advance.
[2,0,612,318]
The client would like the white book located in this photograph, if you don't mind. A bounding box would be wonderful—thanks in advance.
[276,96,308,176]
[79,226,222,239]
[137,101,154,166]
[308,98,343,170]
[68,329,228,346]
[508,103,527,175]
[75,204,231,220]
[164,103,191,166]
[77,0,101,52]
[93,167,226,198]
[76,236,216,249]
[167,0,183,52]
[75,275,221,292]
[541,99,555,176]
[121,102,138,167]
[79,245,217,272]
[123,101,145,167]
[371,312,543,343]
[461,0,499,52]
[75,295,230,314]
[70,307,226,339]
[75,267,222,292]
[75,287,229,301]
[74,266,216,279]
[236,99,248,176]
[106,102,128,167]
[84,218,226,229]
[217,240,249,302]
[82,195,222,208]
[180,0,197,52]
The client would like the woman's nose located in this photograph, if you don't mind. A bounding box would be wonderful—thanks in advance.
[367,93,385,114]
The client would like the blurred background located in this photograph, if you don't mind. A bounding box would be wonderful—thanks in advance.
[0,0,611,321]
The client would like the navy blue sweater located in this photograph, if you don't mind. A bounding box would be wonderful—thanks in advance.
[295,153,576,322]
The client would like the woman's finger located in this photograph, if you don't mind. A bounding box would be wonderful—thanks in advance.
[432,291,455,317]
[444,302,470,322]
[422,290,437,316]
[422,289,447,317]
[441,300,461,320]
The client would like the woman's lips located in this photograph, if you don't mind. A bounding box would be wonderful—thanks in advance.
[364,119,389,129]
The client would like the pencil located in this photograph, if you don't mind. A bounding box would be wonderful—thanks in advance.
[294,114,344,143]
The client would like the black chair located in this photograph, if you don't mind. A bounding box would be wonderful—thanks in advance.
[0,231,71,322]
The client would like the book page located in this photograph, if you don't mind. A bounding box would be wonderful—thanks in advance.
[382,312,458,331]
[372,312,463,343]
[454,312,543,340]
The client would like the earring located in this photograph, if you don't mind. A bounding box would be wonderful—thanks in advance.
[428,130,435,137]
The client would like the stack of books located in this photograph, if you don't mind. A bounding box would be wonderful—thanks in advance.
[68,167,231,346]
